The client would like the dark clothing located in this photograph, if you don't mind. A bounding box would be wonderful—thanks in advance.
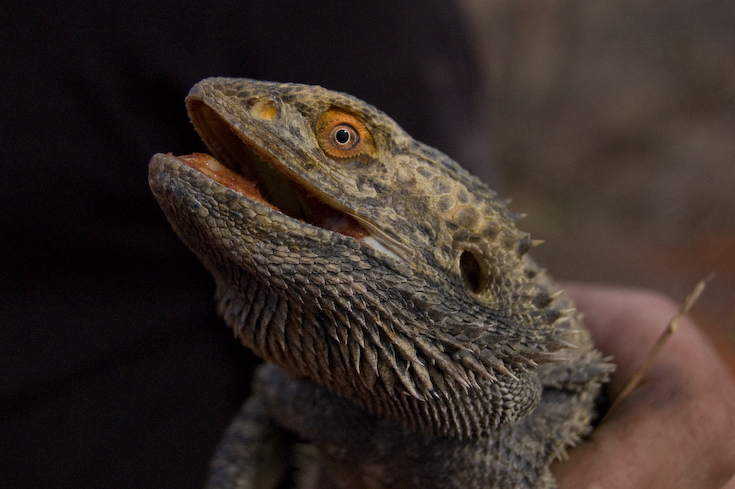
[0,2,488,487]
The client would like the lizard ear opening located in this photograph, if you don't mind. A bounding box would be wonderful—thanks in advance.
[459,250,484,295]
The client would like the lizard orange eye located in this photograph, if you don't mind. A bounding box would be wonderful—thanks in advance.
[316,109,375,159]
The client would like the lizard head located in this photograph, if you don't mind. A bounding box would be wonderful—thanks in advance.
[149,78,592,437]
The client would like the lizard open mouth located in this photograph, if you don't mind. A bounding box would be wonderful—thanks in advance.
[169,98,413,262]
[179,100,371,240]
[174,152,371,240]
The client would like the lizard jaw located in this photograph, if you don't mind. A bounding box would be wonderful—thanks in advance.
[175,151,406,263]
[178,95,411,262]
[171,151,371,240]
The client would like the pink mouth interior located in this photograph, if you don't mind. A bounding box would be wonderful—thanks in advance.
[174,152,369,239]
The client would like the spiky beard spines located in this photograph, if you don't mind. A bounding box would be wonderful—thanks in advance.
[215,266,554,439]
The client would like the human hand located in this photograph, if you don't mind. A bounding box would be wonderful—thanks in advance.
[552,283,735,488]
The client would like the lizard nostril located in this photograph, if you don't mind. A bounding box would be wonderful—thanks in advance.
[459,250,484,295]
[251,98,279,121]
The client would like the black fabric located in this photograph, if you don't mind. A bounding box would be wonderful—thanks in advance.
[1,1,488,487]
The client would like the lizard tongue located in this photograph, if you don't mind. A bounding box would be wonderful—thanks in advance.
[177,152,277,210]
[174,152,369,239]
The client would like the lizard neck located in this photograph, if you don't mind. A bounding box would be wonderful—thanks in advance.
[254,364,556,489]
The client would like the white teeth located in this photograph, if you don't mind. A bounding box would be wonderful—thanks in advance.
[349,214,415,262]
[205,157,228,173]
[361,236,401,261]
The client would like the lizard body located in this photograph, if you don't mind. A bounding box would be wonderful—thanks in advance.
[149,78,613,489]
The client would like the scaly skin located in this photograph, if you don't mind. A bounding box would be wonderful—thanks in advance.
[148,78,613,489]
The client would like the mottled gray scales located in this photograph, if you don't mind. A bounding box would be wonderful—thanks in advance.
[149,78,613,488]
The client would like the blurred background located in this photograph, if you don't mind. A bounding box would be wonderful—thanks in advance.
[2,1,733,487]
[459,0,735,374]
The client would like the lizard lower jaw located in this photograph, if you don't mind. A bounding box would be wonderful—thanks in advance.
[174,151,371,241]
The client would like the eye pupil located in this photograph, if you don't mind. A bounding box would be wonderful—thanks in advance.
[328,124,358,149]
[335,128,351,144]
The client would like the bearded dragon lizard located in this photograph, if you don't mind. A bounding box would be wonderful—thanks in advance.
[149,78,613,489]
